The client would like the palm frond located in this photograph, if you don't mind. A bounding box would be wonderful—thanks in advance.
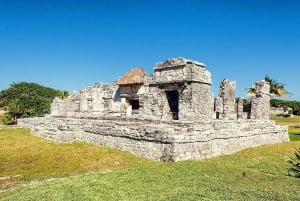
[246,87,256,97]
[288,147,300,178]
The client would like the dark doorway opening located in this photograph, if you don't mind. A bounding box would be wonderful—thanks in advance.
[131,99,140,110]
[165,90,179,120]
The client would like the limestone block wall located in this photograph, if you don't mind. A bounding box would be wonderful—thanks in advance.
[90,85,106,114]
[270,107,292,116]
[153,57,211,84]
[50,98,67,116]
[18,117,174,160]
[50,92,81,116]
[190,82,214,121]
[141,83,214,122]
[176,83,214,122]
[178,84,193,120]
[141,86,166,120]
[50,83,123,117]
[18,117,289,162]
[79,86,92,112]
[140,58,215,122]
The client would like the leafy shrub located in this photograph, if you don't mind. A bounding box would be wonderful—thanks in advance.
[0,82,68,124]
[270,99,300,115]
[288,147,300,178]
[2,112,17,125]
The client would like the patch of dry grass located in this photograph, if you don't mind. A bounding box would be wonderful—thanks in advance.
[0,128,148,197]
[270,115,300,126]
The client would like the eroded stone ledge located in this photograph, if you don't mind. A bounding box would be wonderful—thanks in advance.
[18,117,288,162]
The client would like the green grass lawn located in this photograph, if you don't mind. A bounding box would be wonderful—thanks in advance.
[288,126,300,141]
[270,115,300,141]
[1,117,300,200]
[2,140,300,201]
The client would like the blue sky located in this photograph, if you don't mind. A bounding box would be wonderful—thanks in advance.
[0,0,299,100]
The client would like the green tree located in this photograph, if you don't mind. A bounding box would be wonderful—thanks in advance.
[58,90,69,100]
[270,99,300,115]
[7,99,22,120]
[0,82,68,124]
[247,75,288,97]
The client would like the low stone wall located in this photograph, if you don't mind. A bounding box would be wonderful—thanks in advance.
[270,107,292,116]
[18,117,289,162]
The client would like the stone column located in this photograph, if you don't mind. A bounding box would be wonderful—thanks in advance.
[219,79,236,119]
[237,97,244,119]
[251,80,270,119]
[215,98,222,119]
[72,98,80,112]
[103,97,110,116]
[50,97,66,116]
[66,93,80,114]
[87,97,93,112]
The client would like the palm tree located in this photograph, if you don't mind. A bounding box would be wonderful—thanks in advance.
[247,75,288,97]
[264,75,288,97]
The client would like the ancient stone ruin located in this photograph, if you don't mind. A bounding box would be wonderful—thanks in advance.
[18,57,289,161]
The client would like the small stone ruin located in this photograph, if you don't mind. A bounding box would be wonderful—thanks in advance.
[18,57,289,161]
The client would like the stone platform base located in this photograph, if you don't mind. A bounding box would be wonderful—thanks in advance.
[18,116,289,162]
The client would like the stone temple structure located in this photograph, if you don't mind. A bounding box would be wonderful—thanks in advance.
[18,57,289,161]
